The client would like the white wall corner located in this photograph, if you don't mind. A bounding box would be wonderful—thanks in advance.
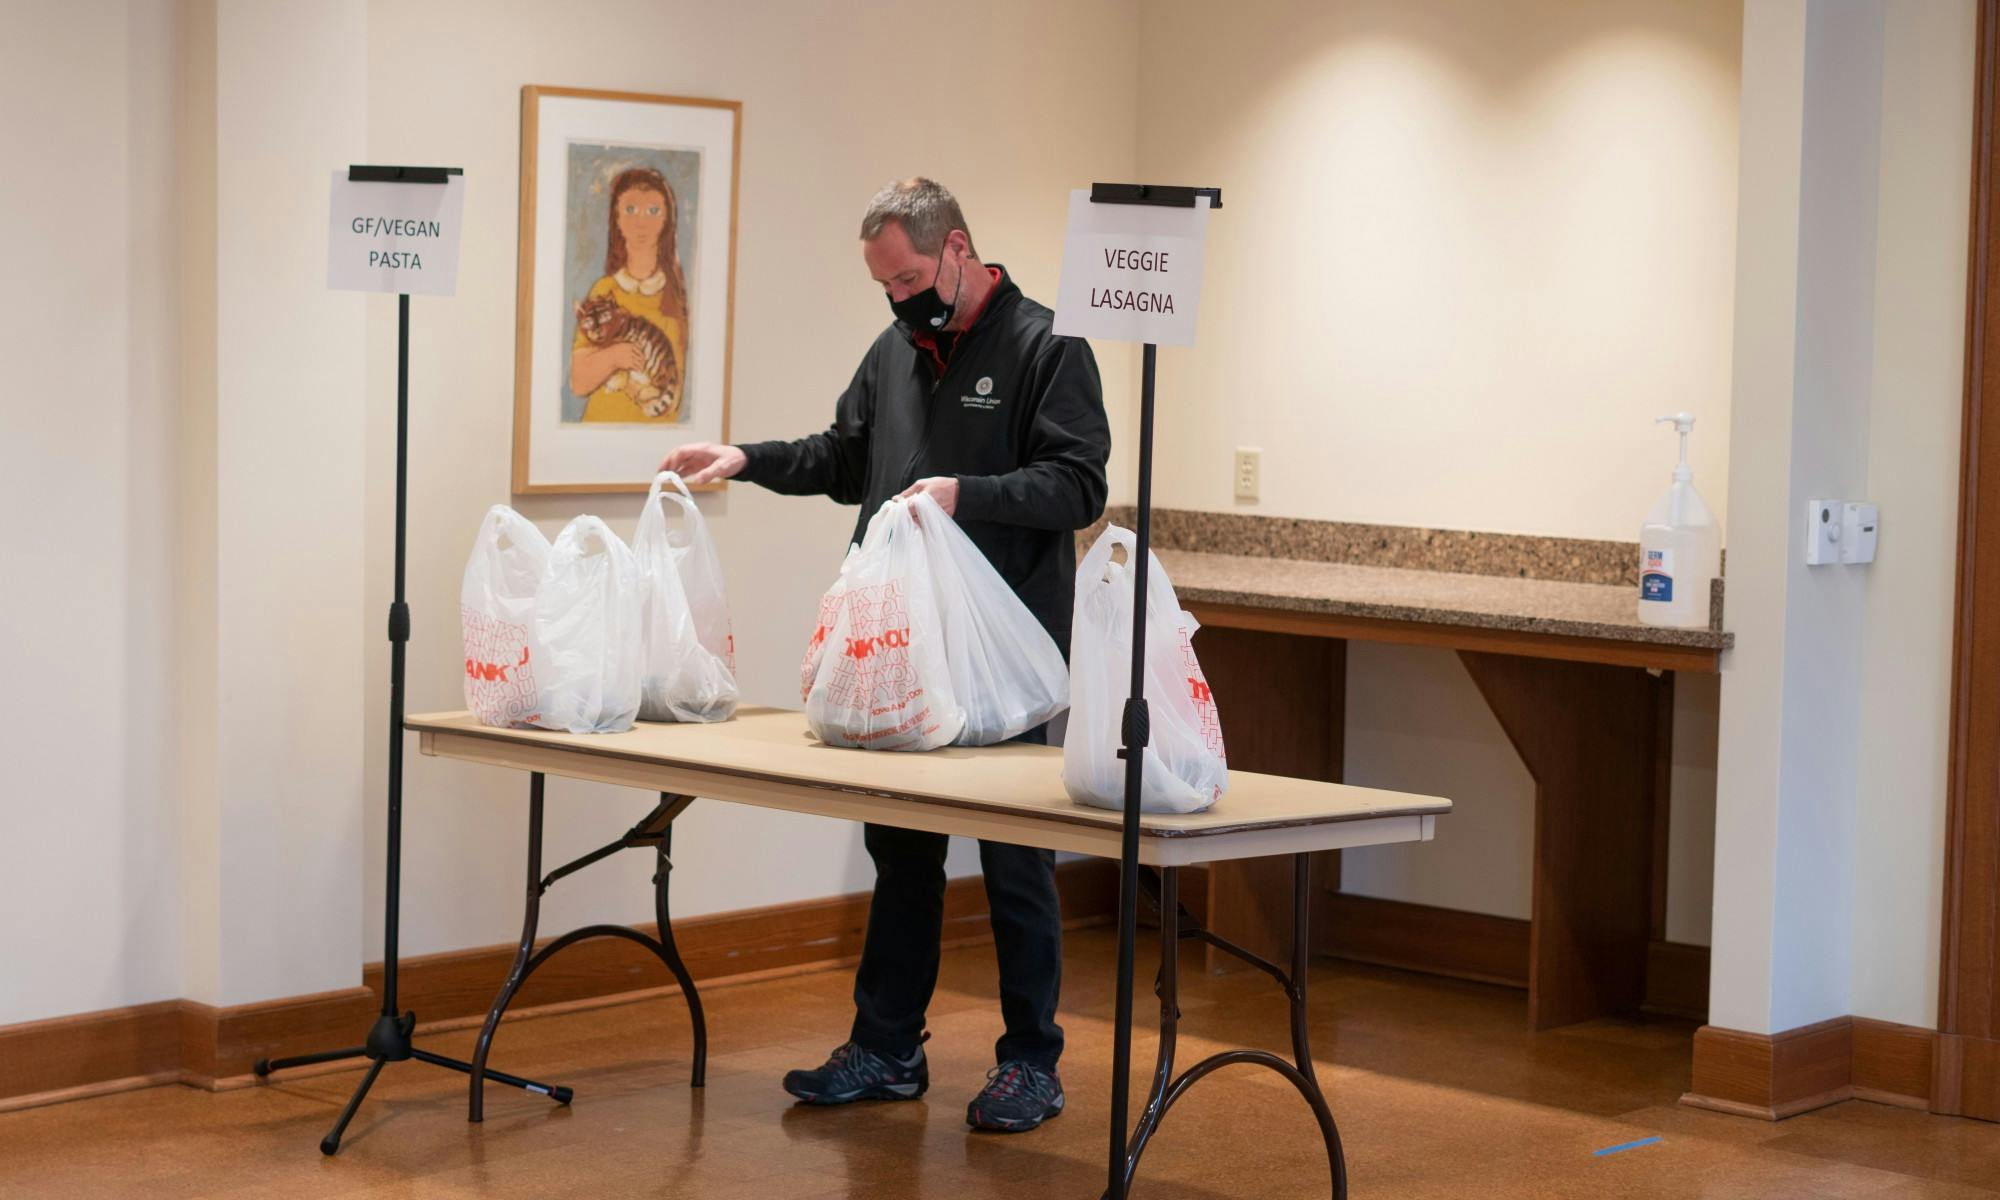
[1849,0,1977,1031]
[1711,0,1889,1036]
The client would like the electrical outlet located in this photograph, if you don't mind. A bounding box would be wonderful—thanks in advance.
[1234,448,1261,503]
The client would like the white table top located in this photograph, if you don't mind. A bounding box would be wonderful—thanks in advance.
[408,708,1449,866]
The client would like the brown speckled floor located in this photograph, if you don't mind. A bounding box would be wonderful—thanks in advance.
[0,928,1991,1198]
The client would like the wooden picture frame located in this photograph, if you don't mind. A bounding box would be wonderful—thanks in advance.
[512,85,741,494]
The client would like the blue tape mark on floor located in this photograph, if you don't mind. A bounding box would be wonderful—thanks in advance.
[1593,1136,1663,1158]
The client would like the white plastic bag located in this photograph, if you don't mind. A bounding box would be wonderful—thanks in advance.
[802,499,964,751]
[532,515,644,734]
[902,492,1068,745]
[460,505,552,728]
[1063,525,1228,814]
[634,472,738,723]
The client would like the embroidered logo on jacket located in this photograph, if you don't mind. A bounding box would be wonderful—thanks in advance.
[962,375,1002,410]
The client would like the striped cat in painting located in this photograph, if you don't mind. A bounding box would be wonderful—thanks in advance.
[575,293,683,420]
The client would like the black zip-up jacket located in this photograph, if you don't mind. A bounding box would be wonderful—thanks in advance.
[736,265,1110,645]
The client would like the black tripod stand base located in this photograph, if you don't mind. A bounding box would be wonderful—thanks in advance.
[255,1044,366,1077]
[367,1011,419,1061]
[257,1010,572,1155]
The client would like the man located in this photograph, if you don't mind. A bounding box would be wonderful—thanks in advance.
[661,178,1109,1134]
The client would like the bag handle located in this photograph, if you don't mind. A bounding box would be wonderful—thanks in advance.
[553,513,628,564]
[1078,524,1136,588]
[857,496,917,555]
[652,470,697,505]
[641,470,704,546]
[1078,524,1184,621]
[902,490,951,531]
[478,504,549,558]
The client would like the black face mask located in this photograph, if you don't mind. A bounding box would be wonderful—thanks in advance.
[889,246,962,332]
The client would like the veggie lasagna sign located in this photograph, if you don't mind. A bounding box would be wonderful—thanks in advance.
[1052,188,1209,347]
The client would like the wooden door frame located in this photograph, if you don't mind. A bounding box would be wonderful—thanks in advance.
[1938,0,2000,1121]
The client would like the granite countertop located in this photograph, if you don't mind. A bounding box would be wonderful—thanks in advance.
[1157,547,1732,650]
[1084,509,1733,653]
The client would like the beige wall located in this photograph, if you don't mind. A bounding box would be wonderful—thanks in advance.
[0,0,184,1024]
[1135,0,1741,537]
[2,0,372,1017]
[1135,0,1741,943]
[358,0,1141,959]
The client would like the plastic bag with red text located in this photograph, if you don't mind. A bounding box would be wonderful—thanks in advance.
[801,498,965,751]
[1063,525,1227,813]
[460,505,552,729]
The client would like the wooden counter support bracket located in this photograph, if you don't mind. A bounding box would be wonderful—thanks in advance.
[1194,626,1347,975]
[1457,651,1657,1030]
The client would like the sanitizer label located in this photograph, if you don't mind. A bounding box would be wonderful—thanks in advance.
[1641,548,1674,603]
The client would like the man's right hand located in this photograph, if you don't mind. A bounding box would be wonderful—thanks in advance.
[661,442,748,485]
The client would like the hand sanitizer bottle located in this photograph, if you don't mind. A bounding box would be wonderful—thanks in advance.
[1638,413,1722,629]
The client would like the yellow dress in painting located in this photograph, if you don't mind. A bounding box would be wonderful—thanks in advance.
[573,270,689,423]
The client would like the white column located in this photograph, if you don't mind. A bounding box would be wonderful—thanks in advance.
[178,0,370,1007]
[1710,0,1884,1035]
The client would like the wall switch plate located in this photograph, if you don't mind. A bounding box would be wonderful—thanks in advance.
[1841,501,1879,564]
[1234,447,1262,502]
[1805,499,1841,565]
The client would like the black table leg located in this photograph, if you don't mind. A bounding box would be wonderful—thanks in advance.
[470,773,550,1122]
[468,777,707,1121]
[1110,854,1347,1199]
[655,819,708,1087]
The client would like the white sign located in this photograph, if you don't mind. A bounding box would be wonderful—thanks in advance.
[1052,188,1210,347]
[326,171,465,296]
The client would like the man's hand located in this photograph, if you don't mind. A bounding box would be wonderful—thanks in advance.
[897,476,959,517]
[660,442,748,485]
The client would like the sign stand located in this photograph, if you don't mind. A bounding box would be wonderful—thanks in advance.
[255,165,571,1156]
[1064,183,1344,1200]
[1080,180,1217,1200]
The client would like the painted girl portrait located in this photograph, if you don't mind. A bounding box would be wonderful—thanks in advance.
[561,151,702,424]
[516,88,737,492]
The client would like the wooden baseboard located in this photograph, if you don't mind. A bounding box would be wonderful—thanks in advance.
[1312,892,1710,1019]
[1684,1016,1938,1120]
[0,1000,182,1104]
[1685,1017,1853,1119]
[0,860,1120,1111]
[1317,892,1530,988]
[1644,939,1712,1019]
[1934,1029,2000,1120]
[1854,1017,1936,1109]
[179,986,379,1088]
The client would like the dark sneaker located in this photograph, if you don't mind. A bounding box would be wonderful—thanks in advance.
[782,1041,928,1105]
[966,1060,1065,1132]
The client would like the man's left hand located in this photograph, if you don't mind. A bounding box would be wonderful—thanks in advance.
[897,476,959,517]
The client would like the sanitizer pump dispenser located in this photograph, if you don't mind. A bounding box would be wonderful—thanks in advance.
[1638,412,1722,629]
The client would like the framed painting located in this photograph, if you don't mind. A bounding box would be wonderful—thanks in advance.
[513,85,740,493]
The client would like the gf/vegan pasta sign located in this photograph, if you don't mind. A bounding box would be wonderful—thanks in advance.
[327,171,466,296]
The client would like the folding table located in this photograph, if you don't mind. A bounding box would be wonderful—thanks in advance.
[407,707,1450,1198]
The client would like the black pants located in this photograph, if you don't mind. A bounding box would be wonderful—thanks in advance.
[849,730,1064,1071]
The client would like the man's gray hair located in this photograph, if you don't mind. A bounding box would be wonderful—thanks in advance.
[859,177,976,258]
